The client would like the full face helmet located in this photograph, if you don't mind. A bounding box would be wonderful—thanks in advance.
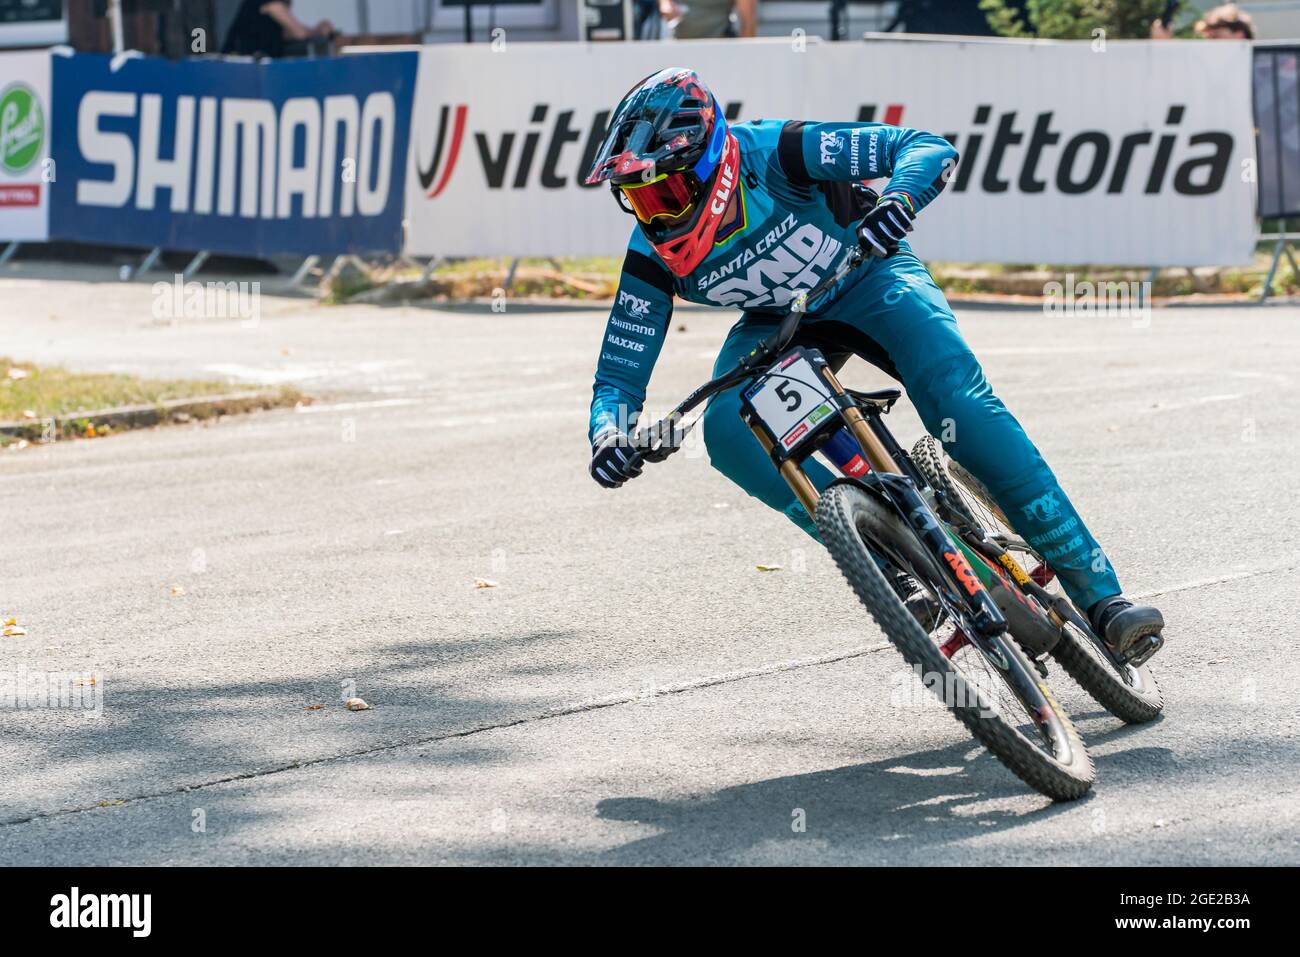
[585,68,739,277]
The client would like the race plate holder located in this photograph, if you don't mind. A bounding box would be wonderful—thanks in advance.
[741,347,846,463]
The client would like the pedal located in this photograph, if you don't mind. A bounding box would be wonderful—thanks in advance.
[1122,632,1164,669]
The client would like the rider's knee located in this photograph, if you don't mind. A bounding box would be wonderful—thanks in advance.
[910,350,990,440]
[701,397,743,474]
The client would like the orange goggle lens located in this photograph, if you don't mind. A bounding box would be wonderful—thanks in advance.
[620,174,696,224]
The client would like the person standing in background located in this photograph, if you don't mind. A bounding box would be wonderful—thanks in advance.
[658,0,758,39]
[222,0,335,57]
[1151,3,1255,39]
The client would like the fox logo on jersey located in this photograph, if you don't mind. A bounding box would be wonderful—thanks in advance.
[617,290,652,318]
[819,131,844,165]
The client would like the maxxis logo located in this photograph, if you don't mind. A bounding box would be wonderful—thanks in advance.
[0,82,44,175]
[418,103,468,199]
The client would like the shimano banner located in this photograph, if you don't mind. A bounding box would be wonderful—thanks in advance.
[51,51,417,256]
[404,38,1256,266]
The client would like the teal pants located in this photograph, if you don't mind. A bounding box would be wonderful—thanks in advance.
[700,251,1121,612]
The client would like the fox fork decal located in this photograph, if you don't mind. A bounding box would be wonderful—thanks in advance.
[872,473,1007,638]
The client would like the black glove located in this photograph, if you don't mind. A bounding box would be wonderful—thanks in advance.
[857,197,915,258]
[589,430,644,489]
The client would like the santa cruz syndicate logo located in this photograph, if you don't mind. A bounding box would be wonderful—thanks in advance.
[418,101,1236,199]
[696,213,843,309]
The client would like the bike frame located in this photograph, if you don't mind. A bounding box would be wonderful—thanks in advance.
[736,348,1009,640]
[632,246,1088,656]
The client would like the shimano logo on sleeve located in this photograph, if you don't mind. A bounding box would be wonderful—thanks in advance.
[609,316,656,337]
[848,127,880,178]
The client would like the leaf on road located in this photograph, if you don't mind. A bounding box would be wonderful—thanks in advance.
[345,697,371,712]
[755,564,783,572]
[3,617,15,626]
[96,799,125,807]
[474,578,498,589]
[304,704,324,711]
[4,626,26,637]
[170,584,185,596]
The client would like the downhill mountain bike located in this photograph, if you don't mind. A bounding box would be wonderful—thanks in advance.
[628,246,1129,801]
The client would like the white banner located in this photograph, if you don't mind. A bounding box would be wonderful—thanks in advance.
[0,50,51,242]
[404,37,1257,266]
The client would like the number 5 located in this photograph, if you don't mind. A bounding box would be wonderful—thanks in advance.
[774,379,801,412]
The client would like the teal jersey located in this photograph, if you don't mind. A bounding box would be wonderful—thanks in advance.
[589,119,958,442]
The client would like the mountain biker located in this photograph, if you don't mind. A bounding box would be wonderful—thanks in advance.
[584,68,1165,667]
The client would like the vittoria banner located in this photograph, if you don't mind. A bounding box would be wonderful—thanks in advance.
[403,38,1257,266]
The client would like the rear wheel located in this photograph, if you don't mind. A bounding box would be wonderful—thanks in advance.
[816,481,1094,801]
[910,436,1163,724]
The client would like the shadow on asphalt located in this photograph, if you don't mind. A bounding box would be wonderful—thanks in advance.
[592,738,1081,864]
[0,627,582,827]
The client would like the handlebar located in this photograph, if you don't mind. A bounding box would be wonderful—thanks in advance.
[629,244,867,461]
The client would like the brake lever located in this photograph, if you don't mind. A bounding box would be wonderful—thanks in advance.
[630,412,700,464]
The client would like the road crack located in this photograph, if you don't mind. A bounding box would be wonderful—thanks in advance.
[0,642,892,830]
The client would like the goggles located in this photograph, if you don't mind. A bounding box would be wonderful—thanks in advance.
[617,172,697,224]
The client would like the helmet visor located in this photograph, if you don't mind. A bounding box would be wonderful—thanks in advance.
[619,173,696,225]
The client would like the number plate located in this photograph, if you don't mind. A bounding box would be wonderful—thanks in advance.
[744,351,838,453]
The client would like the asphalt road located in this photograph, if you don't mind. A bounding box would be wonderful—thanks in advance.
[2,264,1298,865]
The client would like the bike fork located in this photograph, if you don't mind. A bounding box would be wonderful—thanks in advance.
[871,472,1008,639]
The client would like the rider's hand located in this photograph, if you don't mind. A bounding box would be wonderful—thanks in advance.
[857,196,915,258]
[590,430,644,489]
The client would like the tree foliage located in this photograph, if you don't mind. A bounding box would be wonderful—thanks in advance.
[980,0,1177,40]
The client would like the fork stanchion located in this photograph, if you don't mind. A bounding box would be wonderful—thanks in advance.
[821,366,902,475]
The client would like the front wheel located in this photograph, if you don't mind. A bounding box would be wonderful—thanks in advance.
[815,481,1094,801]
